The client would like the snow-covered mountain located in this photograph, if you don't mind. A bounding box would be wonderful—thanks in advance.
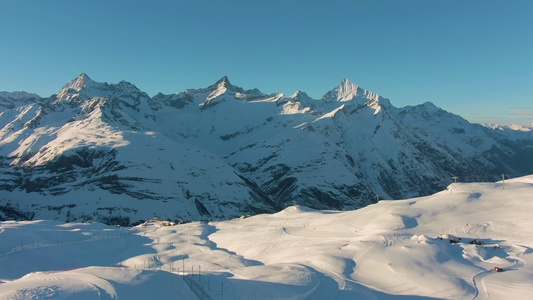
[484,123,533,133]
[1,74,532,225]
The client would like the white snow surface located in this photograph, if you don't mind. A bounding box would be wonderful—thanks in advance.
[484,123,533,132]
[1,175,533,299]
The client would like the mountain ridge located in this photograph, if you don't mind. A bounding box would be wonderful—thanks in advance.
[1,74,532,225]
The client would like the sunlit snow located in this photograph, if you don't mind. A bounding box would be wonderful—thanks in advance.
[1,176,532,299]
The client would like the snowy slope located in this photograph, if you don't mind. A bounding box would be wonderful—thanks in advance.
[1,74,532,225]
[1,176,532,299]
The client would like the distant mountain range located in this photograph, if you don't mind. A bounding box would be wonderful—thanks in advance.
[1,74,532,225]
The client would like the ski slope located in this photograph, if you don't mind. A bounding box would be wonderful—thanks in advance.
[1,176,533,299]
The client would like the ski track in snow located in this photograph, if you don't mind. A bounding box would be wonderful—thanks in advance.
[471,248,529,300]
[472,270,491,300]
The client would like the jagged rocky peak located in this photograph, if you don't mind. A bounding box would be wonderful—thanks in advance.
[207,76,242,93]
[62,73,95,93]
[285,91,314,110]
[322,78,381,104]
[56,73,106,102]
[216,76,231,88]
[55,74,147,106]
[202,76,268,103]
[115,80,144,95]
[289,90,311,101]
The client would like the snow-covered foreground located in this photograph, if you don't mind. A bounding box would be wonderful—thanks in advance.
[1,176,533,299]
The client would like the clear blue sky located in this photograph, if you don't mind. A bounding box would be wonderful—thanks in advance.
[1,0,532,125]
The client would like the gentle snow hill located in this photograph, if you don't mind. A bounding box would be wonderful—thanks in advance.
[1,176,533,299]
[1,74,533,225]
